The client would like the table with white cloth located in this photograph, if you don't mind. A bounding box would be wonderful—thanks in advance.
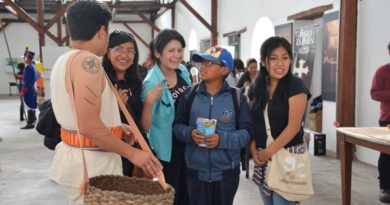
[336,127,390,205]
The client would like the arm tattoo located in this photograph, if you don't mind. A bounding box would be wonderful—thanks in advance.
[82,56,100,74]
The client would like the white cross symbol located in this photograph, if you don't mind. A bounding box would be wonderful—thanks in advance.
[293,58,309,78]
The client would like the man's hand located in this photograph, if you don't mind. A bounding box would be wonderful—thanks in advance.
[121,123,134,145]
[128,148,162,178]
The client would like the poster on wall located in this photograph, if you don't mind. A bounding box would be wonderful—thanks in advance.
[275,23,292,44]
[293,24,319,89]
[321,11,339,102]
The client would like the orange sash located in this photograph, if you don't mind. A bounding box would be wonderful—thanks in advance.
[61,127,122,148]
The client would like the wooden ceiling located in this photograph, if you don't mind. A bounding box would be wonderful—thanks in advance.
[0,0,173,17]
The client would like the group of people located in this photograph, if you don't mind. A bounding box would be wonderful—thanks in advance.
[47,1,311,205]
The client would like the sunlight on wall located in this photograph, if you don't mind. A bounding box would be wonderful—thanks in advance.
[251,17,275,59]
[188,29,198,51]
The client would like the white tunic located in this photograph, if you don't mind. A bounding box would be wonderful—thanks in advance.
[49,50,123,188]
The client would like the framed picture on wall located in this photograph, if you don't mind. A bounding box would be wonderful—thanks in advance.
[321,11,340,102]
[275,23,293,44]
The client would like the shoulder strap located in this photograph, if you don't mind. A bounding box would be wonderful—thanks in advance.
[185,83,199,125]
[230,87,241,129]
[65,50,89,194]
[263,103,273,146]
[104,72,169,190]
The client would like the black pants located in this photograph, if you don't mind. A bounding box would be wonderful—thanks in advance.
[186,167,240,205]
[379,121,390,189]
[160,137,188,205]
[20,98,25,120]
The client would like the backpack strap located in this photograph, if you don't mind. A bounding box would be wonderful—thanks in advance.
[230,87,241,129]
[185,83,199,125]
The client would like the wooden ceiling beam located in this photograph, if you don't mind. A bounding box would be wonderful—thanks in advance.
[210,0,217,45]
[154,7,168,20]
[3,0,43,32]
[223,27,247,38]
[129,5,160,32]
[37,0,45,61]
[44,1,72,30]
[1,18,49,23]
[123,23,148,48]
[3,0,62,45]
[179,0,211,31]
[113,20,148,24]
[287,4,333,20]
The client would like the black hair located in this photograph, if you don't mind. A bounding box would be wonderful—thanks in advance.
[17,63,25,71]
[246,58,258,68]
[249,36,293,114]
[66,0,112,41]
[149,29,186,66]
[148,40,156,65]
[388,42,390,51]
[233,58,244,78]
[102,31,143,123]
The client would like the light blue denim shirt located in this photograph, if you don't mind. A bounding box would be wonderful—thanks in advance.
[141,63,191,162]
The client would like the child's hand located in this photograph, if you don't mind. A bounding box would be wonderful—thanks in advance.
[191,129,204,145]
[205,133,219,149]
[257,149,272,163]
[252,149,265,165]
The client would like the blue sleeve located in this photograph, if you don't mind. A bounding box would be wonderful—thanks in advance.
[141,79,154,103]
[218,93,254,150]
[173,88,195,144]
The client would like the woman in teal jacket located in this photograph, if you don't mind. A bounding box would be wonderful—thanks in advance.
[141,29,191,205]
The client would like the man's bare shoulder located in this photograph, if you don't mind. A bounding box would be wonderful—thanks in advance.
[71,50,102,75]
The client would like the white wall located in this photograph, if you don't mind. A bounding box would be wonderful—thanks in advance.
[355,0,390,166]
[0,22,152,96]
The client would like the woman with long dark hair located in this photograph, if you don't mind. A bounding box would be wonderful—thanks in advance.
[102,30,144,177]
[141,29,191,205]
[249,36,311,205]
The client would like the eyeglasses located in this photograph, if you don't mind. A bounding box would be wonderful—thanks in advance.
[200,60,225,67]
[109,47,137,56]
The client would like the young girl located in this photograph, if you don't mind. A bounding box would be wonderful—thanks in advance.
[249,36,311,205]
[141,29,191,205]
[236,58,258,91]
[102,30,144,177]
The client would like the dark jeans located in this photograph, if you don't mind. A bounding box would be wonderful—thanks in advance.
[160,137,188,205]
[186,167,240,205]
[379,121,390,189]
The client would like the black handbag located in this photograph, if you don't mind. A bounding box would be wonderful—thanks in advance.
[36,99,61,150]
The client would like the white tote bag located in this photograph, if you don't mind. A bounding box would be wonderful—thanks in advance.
[264,104,314,201]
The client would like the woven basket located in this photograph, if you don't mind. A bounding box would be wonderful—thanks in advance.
[85,175,175,205]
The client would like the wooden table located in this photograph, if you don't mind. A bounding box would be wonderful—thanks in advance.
[336,127,390,205]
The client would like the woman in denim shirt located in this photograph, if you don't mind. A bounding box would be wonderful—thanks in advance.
[141,29,191,205]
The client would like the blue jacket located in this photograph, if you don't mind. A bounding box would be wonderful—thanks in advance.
[141,64,191,162]
[173,81,253,182]
[22,64,39,109]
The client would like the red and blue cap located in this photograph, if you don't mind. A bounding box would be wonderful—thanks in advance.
[191,46,233,71]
